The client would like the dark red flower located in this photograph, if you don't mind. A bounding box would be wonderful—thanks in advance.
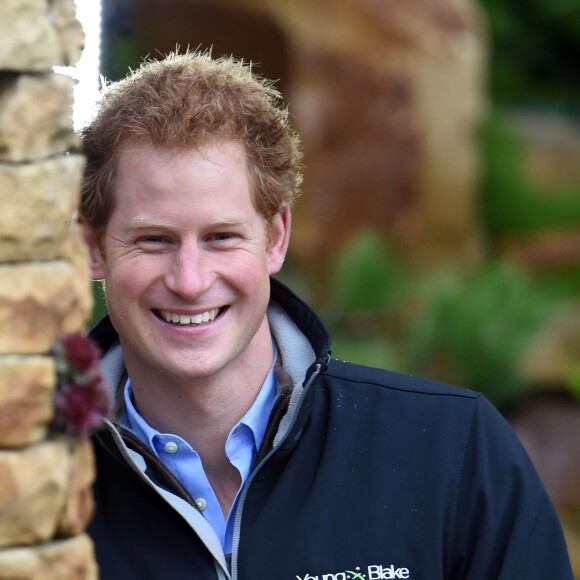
[51,333,110,438]
[64,376,110,438]
[60,333,101,372]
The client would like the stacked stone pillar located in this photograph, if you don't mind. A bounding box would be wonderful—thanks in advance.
[0,1,97,578]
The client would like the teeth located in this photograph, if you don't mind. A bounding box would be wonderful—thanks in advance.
[160,308,219,325]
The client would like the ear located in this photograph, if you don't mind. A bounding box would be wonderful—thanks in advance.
[77,216,107,280]
[266,204,291,275]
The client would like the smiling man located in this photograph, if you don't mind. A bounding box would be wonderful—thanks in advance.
[79,52,572,580]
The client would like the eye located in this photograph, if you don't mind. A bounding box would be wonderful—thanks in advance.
[136,235,173,251]
[205,231,240,249]
[210,232,233,241]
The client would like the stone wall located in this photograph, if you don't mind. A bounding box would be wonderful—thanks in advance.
[0,1,97,577]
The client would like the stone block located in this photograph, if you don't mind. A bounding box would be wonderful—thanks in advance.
[0,355,55,448]
[0,439,96,549]
[0,261,92,355]
[62,220,93,281]
[0,534,98,580]
[0,155,85,262]
[57,439,96,537]
[0,73,79,163]
[0,0,60,71]
[0,440,69,547]
[52,0,86,68]
[0,0,84,71]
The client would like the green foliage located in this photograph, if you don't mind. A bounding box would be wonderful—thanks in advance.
[534,268,580,309]
[402,262,554,408]
[480,0,580,111]
[481,112,580,234]
[90,281,107,329]
[329,230,408,314]
[326,231,560,410]
[331,334,399,372]
[568,367,580,401]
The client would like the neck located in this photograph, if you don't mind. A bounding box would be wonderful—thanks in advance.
[134,374,265,449]
[124,335,275,465]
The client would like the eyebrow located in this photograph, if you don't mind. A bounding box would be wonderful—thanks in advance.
[125,217,175,231]
[126,216,251,231]
[208,217,251,228]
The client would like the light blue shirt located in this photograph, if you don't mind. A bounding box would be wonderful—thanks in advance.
[121,352,279,554]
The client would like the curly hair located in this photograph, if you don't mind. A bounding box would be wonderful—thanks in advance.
[79,51,302,243]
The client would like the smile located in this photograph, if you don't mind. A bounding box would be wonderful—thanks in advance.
[157,308,222,325]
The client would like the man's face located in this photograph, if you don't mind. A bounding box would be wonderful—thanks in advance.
[86,140,290,388]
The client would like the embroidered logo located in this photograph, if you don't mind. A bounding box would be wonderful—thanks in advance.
[296,564,411,580]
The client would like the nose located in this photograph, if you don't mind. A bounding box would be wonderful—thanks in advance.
[164,242,216,299]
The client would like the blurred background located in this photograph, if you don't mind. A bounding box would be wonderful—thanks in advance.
[72,0,580,570]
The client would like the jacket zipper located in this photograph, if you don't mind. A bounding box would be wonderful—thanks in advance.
[229,362,323,580]
[105,357,327,580]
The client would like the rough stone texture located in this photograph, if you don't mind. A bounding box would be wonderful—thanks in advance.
[0,0,84,71]
[0,0,60,72]
[0,260,92,355]
[0,73,80,163]
[0,356,55,448]
[62,220,94,293]
[0,440,69,548]
[56,439,96,538]
[52,0,86,68]
[0,534,98,580]
[0,155,85,262]
[0,0,97,575]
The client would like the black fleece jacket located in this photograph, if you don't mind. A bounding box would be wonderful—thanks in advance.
[88,279,573,580]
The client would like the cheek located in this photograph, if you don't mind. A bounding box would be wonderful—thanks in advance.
[217,259,270,307]
[105,258,159,299]
[228,253,271,285]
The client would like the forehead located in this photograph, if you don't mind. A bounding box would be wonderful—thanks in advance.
[115,138,249,192]
[109,139,263,224]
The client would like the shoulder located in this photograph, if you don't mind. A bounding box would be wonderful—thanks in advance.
[317,359,491,451]
[318,360,540,484]
[324,358,480,400]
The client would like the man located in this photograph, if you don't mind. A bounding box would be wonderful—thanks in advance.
[79,52,573,580]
